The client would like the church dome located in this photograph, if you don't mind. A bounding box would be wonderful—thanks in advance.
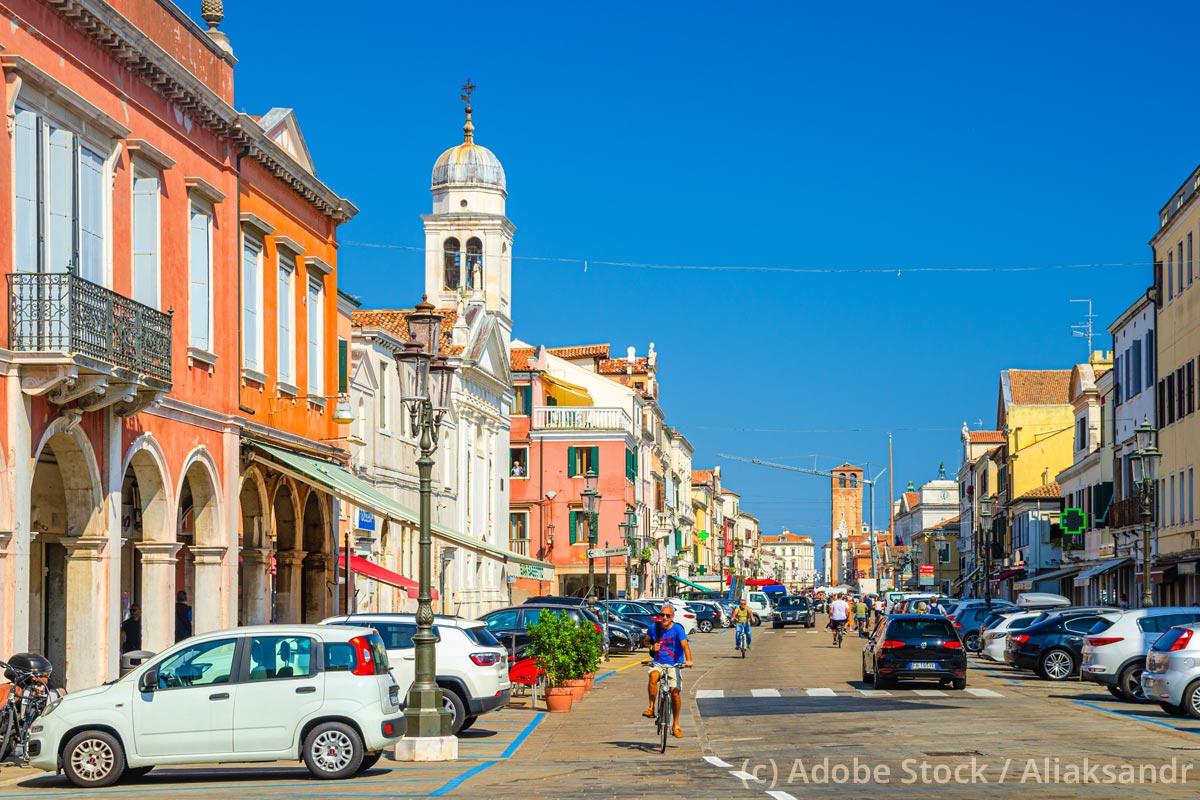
[431,142,506,191]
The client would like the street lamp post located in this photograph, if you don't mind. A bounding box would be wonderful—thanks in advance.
[581,468,600,599]
[619,510,637,598]
[1131,416,1162,609]
[980,495,994,604]
[395,296,458,761]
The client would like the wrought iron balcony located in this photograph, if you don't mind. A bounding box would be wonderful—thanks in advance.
[532,406,631,431]
[8,271,172,391]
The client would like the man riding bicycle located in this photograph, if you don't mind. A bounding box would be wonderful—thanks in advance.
[731,599,754,652]
[643,604,694,738]
[828,593,849,645]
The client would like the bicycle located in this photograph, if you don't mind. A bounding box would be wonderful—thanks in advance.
[735,624,749,658]
[653,664,683,753]
[832,621,846,648]
[0,656,57,763]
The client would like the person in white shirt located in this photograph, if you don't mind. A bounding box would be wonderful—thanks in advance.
[828,594,850,644]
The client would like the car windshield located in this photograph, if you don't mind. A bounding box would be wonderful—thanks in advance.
[462,625,501,647]
[776,597,808,608]
[1087,618,1116,635]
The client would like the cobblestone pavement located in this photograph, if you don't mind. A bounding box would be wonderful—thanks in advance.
[5,622,1200,798]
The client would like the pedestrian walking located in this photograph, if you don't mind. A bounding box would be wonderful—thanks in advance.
[175,590,193,642]
[120,604,142,653]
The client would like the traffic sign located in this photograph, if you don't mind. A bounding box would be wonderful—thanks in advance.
[587,546,631,558]
[1062,507,1087,536]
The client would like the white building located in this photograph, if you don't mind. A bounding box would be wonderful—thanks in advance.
[760,530,816,587]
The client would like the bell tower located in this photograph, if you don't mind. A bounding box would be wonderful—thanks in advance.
[423,81,514,324]
[830,463,864,583]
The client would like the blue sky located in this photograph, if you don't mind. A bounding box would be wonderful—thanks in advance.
[210,1,1198,561]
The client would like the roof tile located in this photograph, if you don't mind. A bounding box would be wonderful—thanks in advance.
[1009,370,1072,405]
[546,344,610,360]
[968,430,1006,444]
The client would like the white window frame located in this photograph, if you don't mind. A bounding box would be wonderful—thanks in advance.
[307,275,324,396]
[277,255,296,390]
[378,360,390,431]
[130,166,161,309]
[241,236,264,376]
[188,201,214,354]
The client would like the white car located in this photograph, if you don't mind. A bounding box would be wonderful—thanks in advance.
[641,598,699,634]
[980,610,1044,662]
[28,625,401,788]
[323,614,510,735]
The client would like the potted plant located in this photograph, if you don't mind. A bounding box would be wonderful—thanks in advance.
[640,547,653,563]
[526,609,582,712]
[576,619,604,691]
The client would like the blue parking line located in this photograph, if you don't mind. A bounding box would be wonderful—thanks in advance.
[499,712,545,759]
[593,670,617,684]
[969,663,1021,686]
[1074,700,1200,734]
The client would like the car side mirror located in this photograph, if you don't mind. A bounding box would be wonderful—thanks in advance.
[138,668,158,693]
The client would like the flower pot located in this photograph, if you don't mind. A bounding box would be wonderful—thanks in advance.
[545,687,574,713]
[564,678,587,702]
[583,672,595,692]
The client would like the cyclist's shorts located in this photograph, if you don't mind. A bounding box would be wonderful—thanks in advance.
[649,662,682,689]
[830,618,847,630]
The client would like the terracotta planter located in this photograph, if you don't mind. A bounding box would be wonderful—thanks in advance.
[545,687,574,713]
[564,678,587,702]
[583,673,595,692]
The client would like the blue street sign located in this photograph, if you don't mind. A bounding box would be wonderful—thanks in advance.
[356,509,376,532]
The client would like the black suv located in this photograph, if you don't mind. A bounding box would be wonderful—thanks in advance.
[862,614,967,689]
[1005,608,1113,681]
[772,596,815,629]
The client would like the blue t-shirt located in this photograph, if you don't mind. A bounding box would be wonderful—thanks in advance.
[652,622,688,666]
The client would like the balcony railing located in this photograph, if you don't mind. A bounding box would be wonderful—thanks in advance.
[8,271,172,384]
[532,406,631,431]
[1109,496,1143,530]
[509,538,530,556]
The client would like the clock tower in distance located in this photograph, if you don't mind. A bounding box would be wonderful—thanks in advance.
[830,463,864,585]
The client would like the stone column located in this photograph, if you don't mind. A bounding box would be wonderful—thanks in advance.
[190,545,228,634]
[136,541,182,654]
[239,547,272,626]
[63,536,109,690]
[303,552,333,622]
[275,550,307,623]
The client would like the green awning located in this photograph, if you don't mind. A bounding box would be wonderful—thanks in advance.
[250,443,553,572]
[671,574,715,593]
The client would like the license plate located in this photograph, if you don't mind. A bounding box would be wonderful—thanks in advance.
[909,661,938,670]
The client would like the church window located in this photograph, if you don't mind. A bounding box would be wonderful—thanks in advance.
[466,237,483,291]
[443,238,461,289]
[838,473,847,488]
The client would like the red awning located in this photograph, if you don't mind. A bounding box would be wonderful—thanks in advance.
[725,576,785,588]
[342,554,437,601]
[990,567,1025,583]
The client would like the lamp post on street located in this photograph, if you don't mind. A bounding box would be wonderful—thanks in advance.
[619,510,637,598]
[582,468,601,599]
[1131,416,1162,609]
[980,495,994,604]
[395,296,458,761]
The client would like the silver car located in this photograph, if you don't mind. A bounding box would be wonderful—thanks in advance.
[1081,608,1200,701]
[1141,623,1200,717]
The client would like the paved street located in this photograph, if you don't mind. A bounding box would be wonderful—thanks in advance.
[6,618,1200,798]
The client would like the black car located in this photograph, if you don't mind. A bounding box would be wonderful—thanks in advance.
[598,600,659,633]
[481,604,604,660]
[949,602,1014,651]
[772,596,815,629]
[687,602,722,633]
[1004,609,1112,681]
[861,614,967,689]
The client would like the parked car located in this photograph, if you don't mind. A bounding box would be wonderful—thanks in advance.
[480,604,606,660]
[947,600,1015,651]
[322,613,510,734]
[979,610,1044,662]
[687,599,732,628]
[861,614,967,689]
[686,602,722,633]
[1142,623,1200,717]
[1005,608,1118,681]
[640,599,699,634]
[597,600,659,633]
[772,596,816,629]
[26,625,402,788]
[1081,607,1200,701]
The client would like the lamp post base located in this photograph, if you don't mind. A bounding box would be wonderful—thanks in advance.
[393,735,459,762]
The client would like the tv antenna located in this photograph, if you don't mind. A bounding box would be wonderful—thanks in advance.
[1070,299,1096,356]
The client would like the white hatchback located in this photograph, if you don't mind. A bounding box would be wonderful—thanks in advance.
[322,614,511,735]
[27,625,401,788]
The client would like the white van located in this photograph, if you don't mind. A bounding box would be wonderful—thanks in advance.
[742,589,774,624]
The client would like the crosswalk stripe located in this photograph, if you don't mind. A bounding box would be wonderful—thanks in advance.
[704,756,732,768]
[807,688,836,696]
[751,688,781,697]
[912,689,947,696]
[858,689,891,696]
[696,689,724,699]
[766,793,799,800]
[965,687,1003,697]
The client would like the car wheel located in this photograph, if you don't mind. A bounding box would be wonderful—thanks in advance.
[861,666,871,683]
[461,715,479,731]
[950,678,966,690]
[1038,649,1076,682]
[1118,663,1149,702]
[357,753,383,773]
[441,686,468,735]
[1107,686,1125,700]
[1160,701,1190,717]
[751,616,761,627]
[699,620,713,633]
[873,672,892,690]
[62,730,125,788]
[963,632,981,652]
[1184,681,1200,719]
[772,622,782,629]
[303,721,364,780]
[124,766,153,781]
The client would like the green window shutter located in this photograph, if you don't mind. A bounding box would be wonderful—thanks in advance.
[337,339,348,394]
[522,385,532,411]
[569,511,578,544]
[567,446,577,477]
[590,446,600,472]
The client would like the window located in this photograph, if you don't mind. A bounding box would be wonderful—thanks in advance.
[242,238,263,371]
[189,204,213,351]
[371,622,419,651]
[510,447,528,477]
[1132,340,1143,396]
[1076,417,1086,451]
[13,107,106,282]
[1168,373,1177,424]
[568,509,591,545]
[1190,361,1196,415]
[1180,242,1185,291]
[1169,251,1175,299]
[1181,471,1188,526]
[1189,232,1194,286]
[277,257,295,384]
[248,636,313,681]
[483,609,519,630]
[338,339,349,394]
[155,637,237,689]
[838,473,847,488]
[1147,331,1156,387]
[1170,474,1176,526]
[509,512,529,554]
[131,169,160,308]
[625,448,638,482]
[937,542,951,564]
[568,446,599,477]
[1191,468,1195,524]
[1179,367,1187,420]
[513,384,532,415]
[443,238,461,289]
[307,276,324,395]
[378,361,390,430]
[466,237,483,290]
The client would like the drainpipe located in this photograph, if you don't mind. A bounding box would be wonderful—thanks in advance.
[235,144,254,416]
